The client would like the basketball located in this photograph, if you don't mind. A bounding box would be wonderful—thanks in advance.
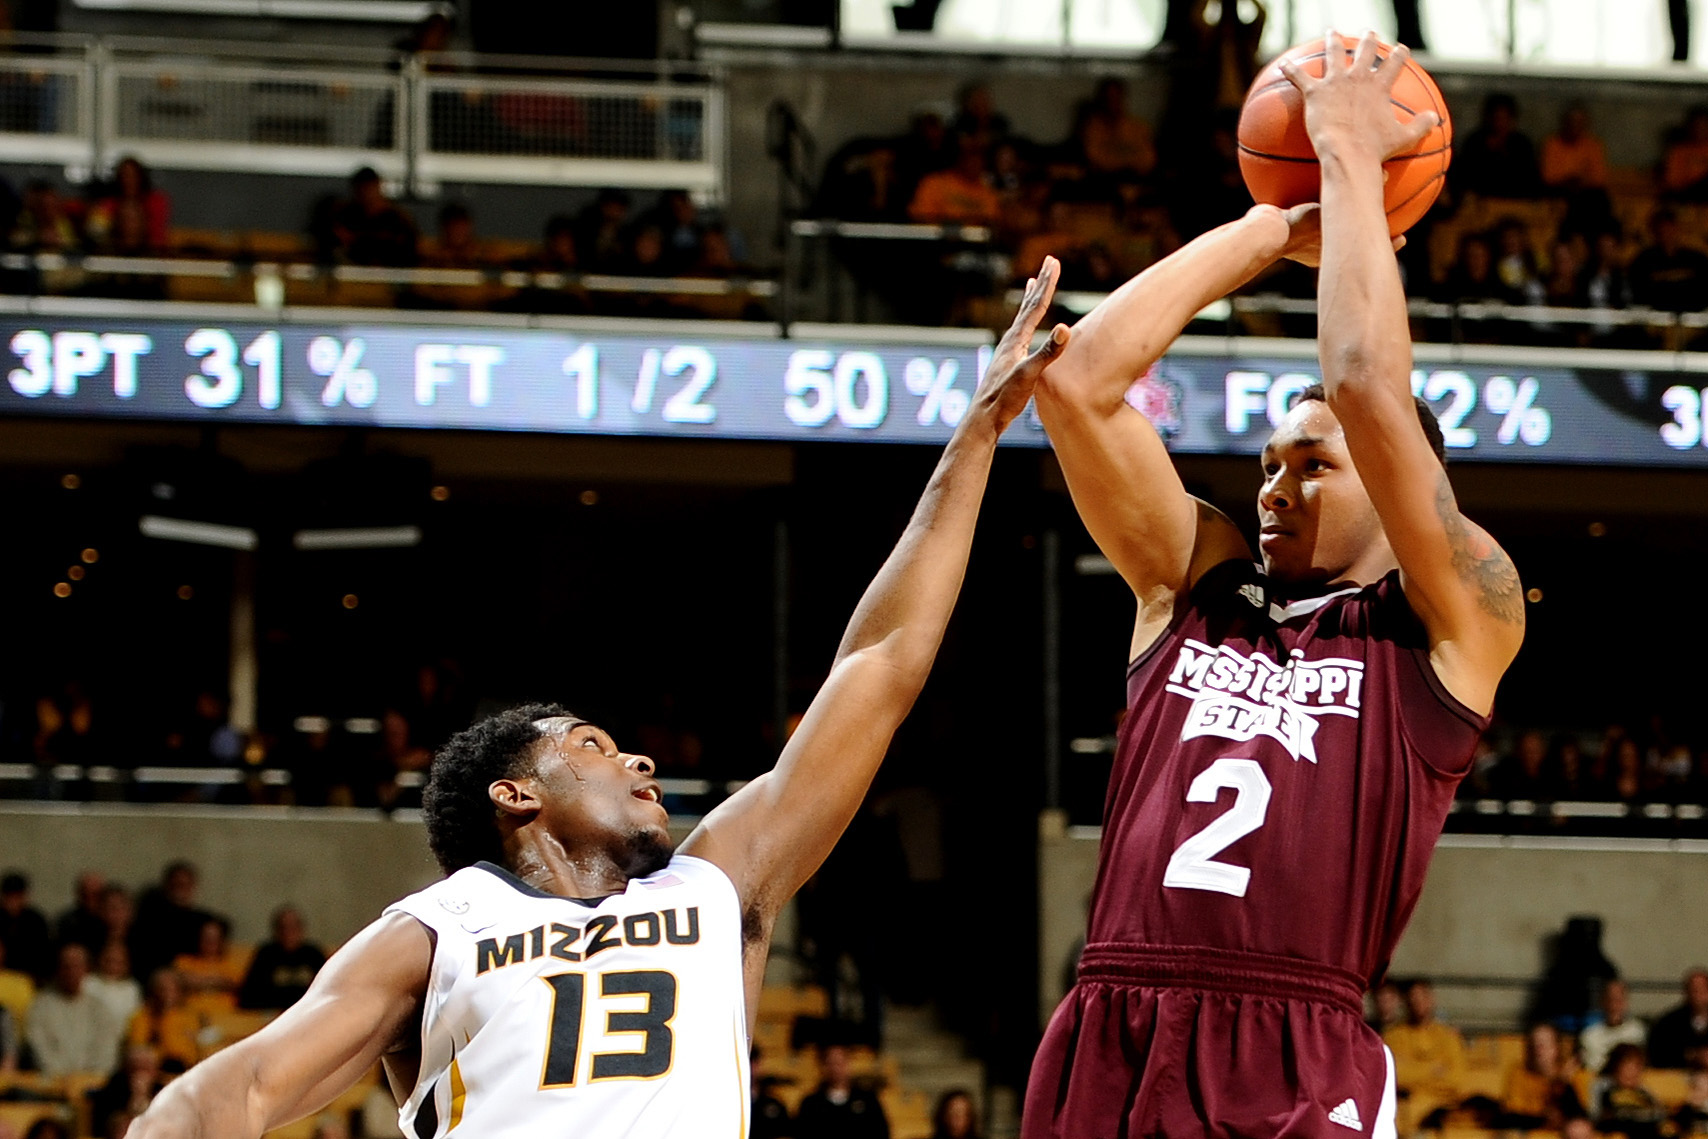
[1237,35,1452,237]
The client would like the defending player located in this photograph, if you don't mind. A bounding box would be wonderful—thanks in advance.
[125,263,1072,1139]
[1021,34,1523,1139]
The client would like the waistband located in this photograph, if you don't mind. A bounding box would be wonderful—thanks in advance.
[1075,942,1367,1015]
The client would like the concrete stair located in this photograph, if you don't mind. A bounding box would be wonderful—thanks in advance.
[881,1003,1006,1136]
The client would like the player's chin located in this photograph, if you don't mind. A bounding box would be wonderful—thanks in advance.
[621,821,676,879]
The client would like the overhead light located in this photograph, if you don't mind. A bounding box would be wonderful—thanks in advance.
[1074,554,1118,576]
[293,526,422,551]
[140,515,259,551]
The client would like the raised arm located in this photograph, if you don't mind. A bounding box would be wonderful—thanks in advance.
[1282,32,1523,714]
[126,913,431,1139]
[1035,206,1311,649]
[680,261,1069,929]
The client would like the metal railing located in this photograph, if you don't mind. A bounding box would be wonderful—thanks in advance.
[0,35,723,198]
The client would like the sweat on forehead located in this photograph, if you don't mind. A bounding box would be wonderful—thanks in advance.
[531,715,590,737]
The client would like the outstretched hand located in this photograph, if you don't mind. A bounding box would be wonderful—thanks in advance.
[971,255,1071,435]
[1278,30,1438,164]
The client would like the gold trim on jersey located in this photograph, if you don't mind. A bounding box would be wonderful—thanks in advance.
[447,1057,466,1132]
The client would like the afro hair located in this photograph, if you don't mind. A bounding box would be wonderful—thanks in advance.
[421,702,580,874]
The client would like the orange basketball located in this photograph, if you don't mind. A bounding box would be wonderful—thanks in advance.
[1237,35,1452,238]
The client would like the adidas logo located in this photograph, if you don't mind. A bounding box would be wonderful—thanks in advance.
[1328,1099,1362,1131]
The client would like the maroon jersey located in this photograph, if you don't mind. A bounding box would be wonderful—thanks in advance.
[1087,559,1486,985]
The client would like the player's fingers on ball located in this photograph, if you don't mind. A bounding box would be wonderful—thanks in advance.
[1352,29,1379,71]
[1403,110,1438,146]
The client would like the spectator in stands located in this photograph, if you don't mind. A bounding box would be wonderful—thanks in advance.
[1499,1022,1589,1130]
[1452,93,1541,199]
[98,886,136,976]
[894,110,950,201]
[239,906,325,1011]
[1647,715,1694,794]
[87,1043,168,1136]
[573,188,632,273]
[0,936,30,1045]
[84,157,169,254]
[750,1048,792,1139]
[422,202,482,269]
[9,180,77,253]
[1583,979,1649,1076]
[1543,104,1608,194]
[126,968,198,1073]
[1384,979,1467,1128]
[1492,219,1545,307]
[795,1043,889,1139]
[908,134,1001,227]
[1542,103,1614,237]
[537,214,577,273]
[930,1089,981,1139]
[1077,78,1157,185]
[1614,737,1646,800]
[375,708,432,810]
[817,141,907,223]
[21,1122,68,1139]
[322,167,417,267]
[950,83,1009,156]
[1442,233,1500,305]
[514,214,586,315]
[0,872,51,982]
[1545,735,1594,798]
[56,871,106,956]
[649,190,706,275]
[1663,108,1708,200]
[1673,1069,1708,1136]
[132,861,212,980]
[173,916,244,1018]
[414,203,495,311]
[1581,231,1633,340]
[1495,729,1550,798]
[1629,208,1708,313]
[1649,968,1708,1069]
[85,941,141,1038]
[26,943,121,1078]
[1596,1043,1667,1139]
[1543,235,1590,309]
[1369,980,1405,1033]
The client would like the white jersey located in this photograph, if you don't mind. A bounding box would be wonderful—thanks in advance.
[385,854,751,1139]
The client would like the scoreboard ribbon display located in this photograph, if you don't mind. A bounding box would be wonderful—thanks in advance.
[2,317,1707,467]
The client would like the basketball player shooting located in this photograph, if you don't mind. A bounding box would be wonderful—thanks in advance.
[126,264,1071,1139]
[1020,33,1524,1139]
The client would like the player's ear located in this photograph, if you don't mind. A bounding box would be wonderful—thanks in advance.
[489,777,542,818]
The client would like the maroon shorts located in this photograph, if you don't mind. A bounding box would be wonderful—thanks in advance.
[1021,944,1396,1139]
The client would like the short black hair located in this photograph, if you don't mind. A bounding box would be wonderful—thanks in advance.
[422,703,579,874]
[1482,92,1519,118]
[1295,383,1447,465]
[0,872,25,895]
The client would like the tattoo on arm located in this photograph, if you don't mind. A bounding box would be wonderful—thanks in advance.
[1435,474,1523,624]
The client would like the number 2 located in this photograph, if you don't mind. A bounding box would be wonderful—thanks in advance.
[541,970,677,1088]
[1162,758,1272,898]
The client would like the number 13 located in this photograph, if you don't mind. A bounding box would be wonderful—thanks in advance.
[1162,758,1273,898]
[541,970,677,1087]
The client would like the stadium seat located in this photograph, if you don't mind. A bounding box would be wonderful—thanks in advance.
[1643,1066,1692,1108]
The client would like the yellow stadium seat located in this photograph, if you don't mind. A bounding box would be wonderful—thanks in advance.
[1643,1067,1693,1108]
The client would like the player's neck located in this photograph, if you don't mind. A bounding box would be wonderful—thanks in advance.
[502,832,632,900]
